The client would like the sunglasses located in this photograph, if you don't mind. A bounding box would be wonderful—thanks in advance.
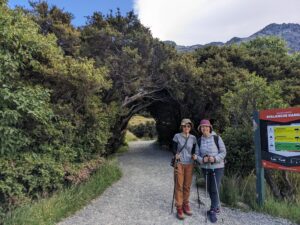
[182,125,191,128]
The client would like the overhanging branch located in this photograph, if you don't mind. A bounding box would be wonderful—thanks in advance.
[121,87,165,107]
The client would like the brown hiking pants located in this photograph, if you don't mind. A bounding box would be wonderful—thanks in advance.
[174,163,194,208]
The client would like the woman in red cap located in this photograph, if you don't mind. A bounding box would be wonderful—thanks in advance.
[192,119,226,223]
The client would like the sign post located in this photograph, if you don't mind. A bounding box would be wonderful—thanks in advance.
[253,111,265,206]
[254,107,300,206]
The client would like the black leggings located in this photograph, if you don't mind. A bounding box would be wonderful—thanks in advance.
[202,168,224,209]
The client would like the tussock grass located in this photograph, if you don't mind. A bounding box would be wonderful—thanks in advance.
[195,169,299,224]
[260,198,300,224]
[219,174,300,224]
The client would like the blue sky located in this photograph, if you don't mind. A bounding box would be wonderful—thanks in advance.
[8,0,134,26]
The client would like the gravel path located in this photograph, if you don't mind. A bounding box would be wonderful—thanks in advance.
[58,140,296,225]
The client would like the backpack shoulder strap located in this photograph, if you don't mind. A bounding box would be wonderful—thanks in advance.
[213,135,220,152]
[198,137,201,149]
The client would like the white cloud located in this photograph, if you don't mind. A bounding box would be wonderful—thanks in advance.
[133,0,300,45]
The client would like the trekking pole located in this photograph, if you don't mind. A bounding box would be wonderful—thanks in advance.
[196,174,201,209]
[212,168,224,223]
[192,147,204,209]
[171,159,178,214]
[194,161,203,208]
[205,163,208,223]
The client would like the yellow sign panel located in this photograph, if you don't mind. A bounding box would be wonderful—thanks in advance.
[275,126,300,134]
[274,126,300,143]
[275,136,299,143]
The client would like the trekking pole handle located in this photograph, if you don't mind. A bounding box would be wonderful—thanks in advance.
[204,155,216,164]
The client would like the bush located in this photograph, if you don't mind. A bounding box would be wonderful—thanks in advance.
[222,125,255,176]
[1,159,122,225]
[128,121,157,139]
[0,4,114,214]
[0,155,64,209]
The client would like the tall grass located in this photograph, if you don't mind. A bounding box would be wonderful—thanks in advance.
[2,159,122,225]
[260,198,300,224]
[219,173,300,224]
[220,174,241,207]
[195,168,300,223]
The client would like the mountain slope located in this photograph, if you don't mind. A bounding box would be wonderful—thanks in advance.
[171,23,300,52]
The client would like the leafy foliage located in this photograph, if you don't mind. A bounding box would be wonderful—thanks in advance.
[0,3,114,212]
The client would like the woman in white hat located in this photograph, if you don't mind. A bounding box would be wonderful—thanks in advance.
[172,118,199,220]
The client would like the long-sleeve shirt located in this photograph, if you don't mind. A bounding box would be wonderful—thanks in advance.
[196,132,226,169]
[172,133,199,164]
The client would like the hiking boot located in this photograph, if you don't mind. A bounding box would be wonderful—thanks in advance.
[208,207,220,214]
[183,204,193,216]
[214,207,220,214]
[207,209,217,223]
[176,207,185,220]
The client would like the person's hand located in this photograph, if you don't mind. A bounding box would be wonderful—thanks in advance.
[175,154,180,160]
[203,156,209,163]
[192,154,197,160]
[209,156,215,163]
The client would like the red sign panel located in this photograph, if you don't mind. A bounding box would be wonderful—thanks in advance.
[260,107,300,123]
[262,160,300,172]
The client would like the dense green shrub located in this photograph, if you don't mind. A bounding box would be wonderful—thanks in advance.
[222,126,255,176]
[1,159,122,225]
[221,73,287,176]
[0,3,114,212]
[128,121,157,139]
